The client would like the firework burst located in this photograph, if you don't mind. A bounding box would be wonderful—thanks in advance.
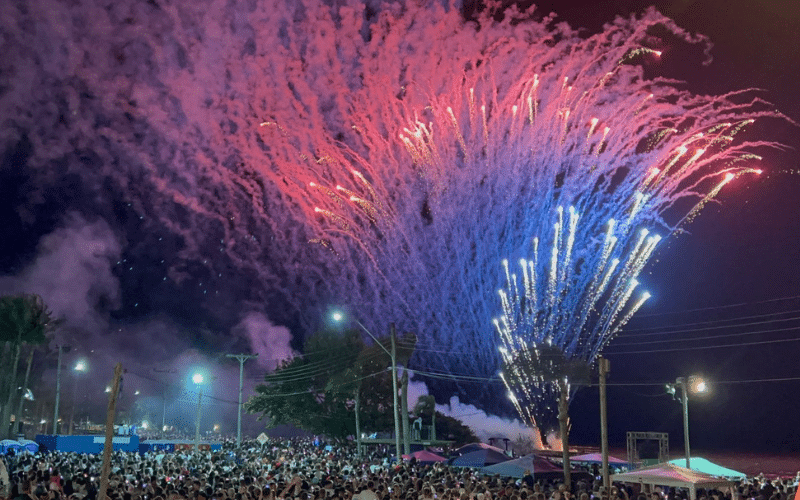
[3,0,785,419]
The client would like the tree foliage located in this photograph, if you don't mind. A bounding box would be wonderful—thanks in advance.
[0,294,55,344]
[246,328,412,438]
[0,294,58,438]
[433,411,477,447]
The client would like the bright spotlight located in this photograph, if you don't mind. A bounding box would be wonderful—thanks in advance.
[332,311,344,322]
[192,373,204,385]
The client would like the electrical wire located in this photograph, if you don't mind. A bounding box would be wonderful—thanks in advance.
[603,335,800,355]
[619,308,800,334]
[252,368,388,398]
[610,324,800,346]
[262,351,384,381]
[632,294,800,318]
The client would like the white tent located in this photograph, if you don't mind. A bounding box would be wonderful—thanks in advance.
[611,462,735,500]
[667,458,746,480]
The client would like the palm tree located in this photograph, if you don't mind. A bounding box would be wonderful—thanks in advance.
[502,343,590,491]
[0,294,57,438]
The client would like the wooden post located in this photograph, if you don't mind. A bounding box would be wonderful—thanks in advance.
[599,357,610,489]
[390,324,400,460]
[354,386,361,456]
[401,369,410,455]
[98,363,123,500]
[558,378,571,491]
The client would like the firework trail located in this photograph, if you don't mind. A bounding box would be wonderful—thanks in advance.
[1,0,783,413]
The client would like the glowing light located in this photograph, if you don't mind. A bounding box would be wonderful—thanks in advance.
[192,373,204,385]
[689,375,709,394]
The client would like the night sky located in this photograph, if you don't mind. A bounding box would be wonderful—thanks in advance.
[1,0,798,451]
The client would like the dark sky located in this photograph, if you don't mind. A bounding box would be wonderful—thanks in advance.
[1,0,798,451]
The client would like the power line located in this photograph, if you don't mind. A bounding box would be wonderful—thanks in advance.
[632,294,800,318]
[610,324,800,346]
[603,335,800,355]
[262,352,385,383]
[252,368,388,398]
[619,309,800,336]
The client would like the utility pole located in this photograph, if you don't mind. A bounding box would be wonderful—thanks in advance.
[226,353,258,446]
[98,363,123,500]
[679,377,690,469]
[557,377,571,491]
[401,368,410,455]
[390,323,401,460]
[342,316,401,460]
[598,357,610,489]
[53,345,64,435]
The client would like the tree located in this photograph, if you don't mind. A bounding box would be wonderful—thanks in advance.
[502,343,590,490]
[413,395,437,441]
[0,294,57,438]
[247,328,414,439]
[411,395,477,447]
[432,411,478,447]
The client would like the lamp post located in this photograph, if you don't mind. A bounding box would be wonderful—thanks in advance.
[153,368,177,435]
[332,312,401,460]
[667,375,707,469]
[193,373,204,451]
[69,360,87,435]
[53,345,65,435]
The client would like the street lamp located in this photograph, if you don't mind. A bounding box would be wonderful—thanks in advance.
[69,360,88,435]
[667,375,708,469]
[332,311,401,460]
[192,372,204,450]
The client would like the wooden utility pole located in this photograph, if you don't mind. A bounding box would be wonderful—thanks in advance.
[598,357,610,489]
[390,324,401,460]
[98,363,123,500]
[401,368,410,455]
[680,377,691,469]
[557,378,571,491]
[354,386,362,456]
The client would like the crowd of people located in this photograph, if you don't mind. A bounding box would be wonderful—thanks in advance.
[1,438,798,500]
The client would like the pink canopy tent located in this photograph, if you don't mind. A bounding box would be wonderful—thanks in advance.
[456,442,507,455]
[401,450,447,463]
[481,453,564,478]
[571,453,629,465]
